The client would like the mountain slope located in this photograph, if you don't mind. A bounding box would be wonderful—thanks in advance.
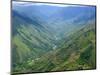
[12,21,96,74]
[12,10,57,69]
[12,1,96,74]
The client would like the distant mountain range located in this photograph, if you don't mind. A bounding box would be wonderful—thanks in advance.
[11,1,96,74]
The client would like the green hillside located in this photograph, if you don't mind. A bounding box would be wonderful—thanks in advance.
[12,11,57,71]
[12,2,96,74]
[12,21,96,74]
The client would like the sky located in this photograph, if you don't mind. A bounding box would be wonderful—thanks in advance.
[12,1,96,23]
